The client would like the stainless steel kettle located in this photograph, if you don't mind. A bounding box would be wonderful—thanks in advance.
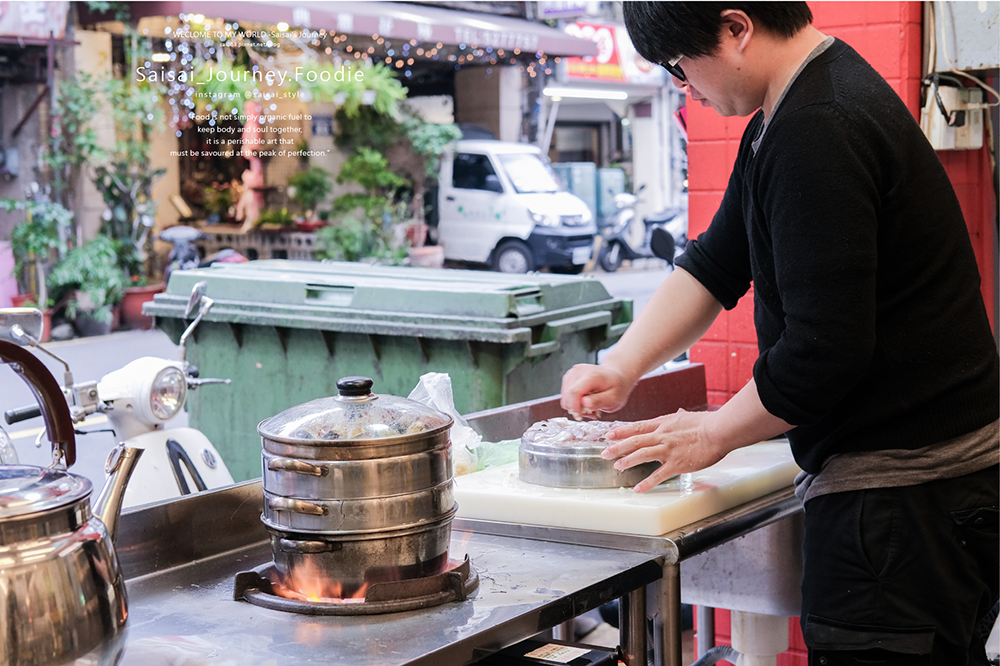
[0,314,143,666]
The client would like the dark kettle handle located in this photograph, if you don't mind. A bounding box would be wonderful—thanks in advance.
[0,340,76,467]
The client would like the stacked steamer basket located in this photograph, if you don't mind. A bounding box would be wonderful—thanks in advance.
[257,377,456,598]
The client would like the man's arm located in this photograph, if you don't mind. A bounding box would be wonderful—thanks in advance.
[603,378,794,492]
[561,267,724,416]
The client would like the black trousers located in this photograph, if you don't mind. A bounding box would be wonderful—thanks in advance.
[800,464,999,666]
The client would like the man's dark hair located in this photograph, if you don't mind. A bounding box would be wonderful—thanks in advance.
[623,3,813,66]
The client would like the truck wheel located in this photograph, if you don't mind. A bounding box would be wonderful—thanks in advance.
[493,240,533,273]
[599,241,623,273]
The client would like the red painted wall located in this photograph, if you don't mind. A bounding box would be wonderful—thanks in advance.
[685,3,996,662]
[686,0,995,404]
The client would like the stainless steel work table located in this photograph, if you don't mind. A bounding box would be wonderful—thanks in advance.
[455,487,801,666]
[459,366,805,666]
[116,480,662,666]
[116,366,802,666]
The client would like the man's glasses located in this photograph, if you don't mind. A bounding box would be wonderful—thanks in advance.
[664,55,685,82]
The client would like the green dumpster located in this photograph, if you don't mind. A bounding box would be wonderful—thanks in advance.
[145,260,632,481]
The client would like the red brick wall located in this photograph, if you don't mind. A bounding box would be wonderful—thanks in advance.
[686,3,996,663]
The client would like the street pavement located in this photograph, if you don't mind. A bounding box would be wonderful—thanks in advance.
[1,261,672,490]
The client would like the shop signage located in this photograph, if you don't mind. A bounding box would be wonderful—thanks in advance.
[0,0,69,40]
[538,1,593,19]
[563,21,664,86]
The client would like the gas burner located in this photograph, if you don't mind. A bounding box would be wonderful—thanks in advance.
[233,555,478,616]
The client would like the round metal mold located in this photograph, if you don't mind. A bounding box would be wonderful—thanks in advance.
[519,442,661,488]
[517,419,661,488]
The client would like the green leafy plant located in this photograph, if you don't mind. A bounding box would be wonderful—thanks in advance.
[335,105,460,228]
[93,162,165,282]
[255,207,295,227]
[315,215,406,265]
[332,148,409,222]
[0,199,72,308]
[45,74,103,211]
[288,167,334,218]
[47,236,127,323]
[289,61,407,120]
[203,183,235,218]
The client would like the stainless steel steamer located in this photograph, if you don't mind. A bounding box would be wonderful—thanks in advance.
[257,377,455,594]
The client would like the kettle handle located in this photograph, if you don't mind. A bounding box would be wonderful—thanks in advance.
[0,340,76,467]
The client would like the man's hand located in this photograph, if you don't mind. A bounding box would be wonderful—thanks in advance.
[560,363,634,419]
[601,409,729,493]
[600,380,795,493]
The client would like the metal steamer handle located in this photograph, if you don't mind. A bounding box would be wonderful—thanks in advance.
[266,496,328,516]
[0,340,76,467]
[266,458,327,477]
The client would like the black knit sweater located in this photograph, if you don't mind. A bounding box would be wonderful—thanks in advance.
[676,39,999,474]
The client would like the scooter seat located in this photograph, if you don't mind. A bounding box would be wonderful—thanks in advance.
[643,207,683,225]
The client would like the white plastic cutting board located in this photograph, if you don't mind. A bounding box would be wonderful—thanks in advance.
[454,442,800,536]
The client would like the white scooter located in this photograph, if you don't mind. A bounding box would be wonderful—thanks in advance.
[0,281,234,507]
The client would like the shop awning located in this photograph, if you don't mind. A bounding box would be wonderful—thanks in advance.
[128,1,598,57]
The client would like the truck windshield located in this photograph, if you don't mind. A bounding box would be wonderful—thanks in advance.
[497,153,561,194]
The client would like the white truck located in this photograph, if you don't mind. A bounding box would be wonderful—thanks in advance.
[430,140,597,274]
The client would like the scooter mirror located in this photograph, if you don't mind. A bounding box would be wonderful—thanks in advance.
[185,281,208,319]
[0,308,44,345]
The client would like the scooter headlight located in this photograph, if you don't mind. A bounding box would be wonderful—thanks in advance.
[150,366,187,420]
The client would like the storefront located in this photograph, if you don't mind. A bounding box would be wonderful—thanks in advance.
[542,16,683,228]
[114,2,599,235]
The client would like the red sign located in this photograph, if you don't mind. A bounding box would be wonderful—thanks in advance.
[563,21,622,81]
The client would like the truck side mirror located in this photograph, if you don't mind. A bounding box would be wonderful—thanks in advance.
[484,175,503,193]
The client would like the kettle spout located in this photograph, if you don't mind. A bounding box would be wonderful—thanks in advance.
[94,444,144,544]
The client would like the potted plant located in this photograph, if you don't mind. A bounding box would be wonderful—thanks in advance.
[254,207,296,230]
[47,236,127,337]
[203,182,236,224]
[1,199,71,310]
[287,167,333,231]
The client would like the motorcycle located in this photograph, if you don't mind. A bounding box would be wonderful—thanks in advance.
[0,281,235,507]
[597,184,688,273]
[160,224,247,285]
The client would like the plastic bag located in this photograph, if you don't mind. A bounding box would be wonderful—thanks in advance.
[408,372,481,476]
[474,439,520,471]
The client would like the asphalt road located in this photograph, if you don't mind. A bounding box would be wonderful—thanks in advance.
[1,261,672,490]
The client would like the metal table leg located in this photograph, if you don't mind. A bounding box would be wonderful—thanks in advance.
[619,585,647,665]
[656,562,682,666]
[697,606,716,657]
[552,619,575,642]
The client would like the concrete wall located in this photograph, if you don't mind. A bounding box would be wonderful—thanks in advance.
[454,65,522,142]
[72,29,114,241]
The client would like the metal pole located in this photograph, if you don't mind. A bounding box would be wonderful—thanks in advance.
[541,98,560,155]
[619,585,648,666]
[697,605,716,658]
[657,563,682,666]
[552,619,575,642]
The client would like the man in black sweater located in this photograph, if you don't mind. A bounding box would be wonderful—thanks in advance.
[560,3,999,664]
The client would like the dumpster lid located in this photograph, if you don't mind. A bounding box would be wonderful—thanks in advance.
[151,260,617,320]
[258,376,452,444]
